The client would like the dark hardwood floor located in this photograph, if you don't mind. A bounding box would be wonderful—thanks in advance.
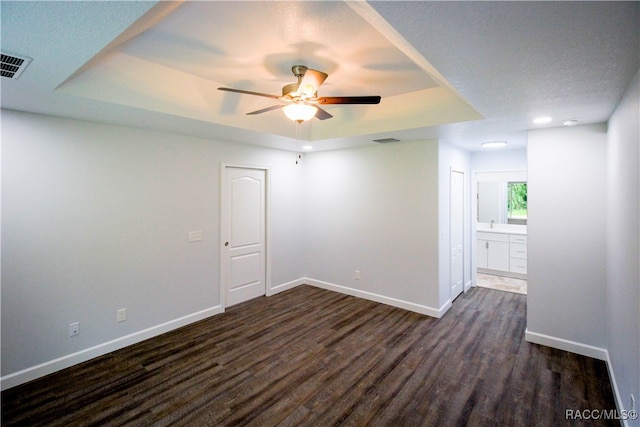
[2,285,617,426]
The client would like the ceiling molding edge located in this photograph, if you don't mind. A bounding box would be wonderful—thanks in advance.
[56,1,184,91]
[347,0,484,120]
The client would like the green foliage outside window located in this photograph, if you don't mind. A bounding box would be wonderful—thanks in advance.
[508,182,527,219]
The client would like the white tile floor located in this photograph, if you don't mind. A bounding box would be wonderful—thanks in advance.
[476,273,527,295]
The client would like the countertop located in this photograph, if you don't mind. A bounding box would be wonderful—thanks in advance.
[477,224,527,235]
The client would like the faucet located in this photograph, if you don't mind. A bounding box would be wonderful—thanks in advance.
[490,220,495,229]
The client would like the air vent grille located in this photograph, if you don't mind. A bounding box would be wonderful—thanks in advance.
[373,138,400,144]
[1,53,32,79]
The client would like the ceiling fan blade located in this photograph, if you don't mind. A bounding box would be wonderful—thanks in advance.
[315,107,333,120]
[317,96,381,105]
[246,104,284,115]
[218,87,280,99]
[298,69,328,96]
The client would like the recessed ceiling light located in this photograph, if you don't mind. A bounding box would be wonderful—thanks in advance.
[563,119,578,127]
[481,141,508,148]
[533,116,552,124]
[302,145,313,150]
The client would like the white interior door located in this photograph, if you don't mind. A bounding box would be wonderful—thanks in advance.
[450,170,464,300]
[223,167,266,306]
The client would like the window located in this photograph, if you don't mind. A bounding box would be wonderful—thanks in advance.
[507,182,527,220]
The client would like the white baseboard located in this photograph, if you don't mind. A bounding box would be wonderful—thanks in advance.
[525,335,630,426]
[305,278,449,318]
[525,329,607,360]
[604,350,632,427]
[1,305,224,391]
[464,280,473,292]
[1,278,450,390]
[268,277,305,295]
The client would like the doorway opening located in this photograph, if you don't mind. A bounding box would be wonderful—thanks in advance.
[476,171,527,295]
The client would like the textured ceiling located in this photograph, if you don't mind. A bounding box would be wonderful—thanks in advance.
[1,1,638,152]
[56,1,480,142]
[369,1,640,149]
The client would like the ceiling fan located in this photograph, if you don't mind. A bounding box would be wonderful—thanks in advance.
[218,65,381,123]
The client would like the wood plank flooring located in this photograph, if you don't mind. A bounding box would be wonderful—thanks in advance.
[2,285,617,426]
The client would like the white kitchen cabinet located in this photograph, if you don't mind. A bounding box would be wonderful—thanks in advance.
[476,239,489,268]
[477,232,510,272]
[477,230,527,277]
[509,235,527,274]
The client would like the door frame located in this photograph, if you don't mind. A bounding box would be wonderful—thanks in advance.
[450,168,465,301]
[219,163,271,310]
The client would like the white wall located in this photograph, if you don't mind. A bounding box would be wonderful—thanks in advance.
[526,123,607,357]
[6,101,634,401]
[471,148,528,173]
[606,69,639,416]
[303,140,443,315]
[438,142,471,307]
[1,110,305,385]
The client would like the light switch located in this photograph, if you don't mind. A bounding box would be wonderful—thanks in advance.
[188,231,203,242]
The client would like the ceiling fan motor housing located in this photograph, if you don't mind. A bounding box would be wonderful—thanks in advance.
[282,82,299,97]
[291,65,308,78]
[282,65,309,97]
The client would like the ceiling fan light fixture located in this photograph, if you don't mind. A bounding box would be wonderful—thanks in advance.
[283,103,317,123]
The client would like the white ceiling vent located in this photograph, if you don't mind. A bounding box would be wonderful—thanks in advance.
[1,53,32,79]
[373,138,400,144]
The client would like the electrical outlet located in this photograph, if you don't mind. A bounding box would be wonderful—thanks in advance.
[117,308,127,322]
[69,322,79,337]
[355,270,361,280]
